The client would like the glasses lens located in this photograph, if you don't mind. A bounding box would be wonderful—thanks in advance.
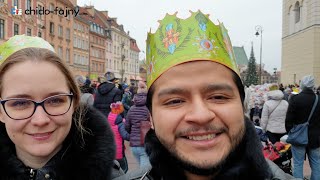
[4,99,34,120]
[44,95,72,116]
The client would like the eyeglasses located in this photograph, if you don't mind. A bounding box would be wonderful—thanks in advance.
[0,93,73,120]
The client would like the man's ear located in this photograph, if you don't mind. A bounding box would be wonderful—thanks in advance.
[150,114,155,129]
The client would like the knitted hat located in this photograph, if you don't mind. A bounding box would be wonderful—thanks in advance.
[137,81,148,94]
[110,101,124,114]
[300,75,315,90]
[105,71,116,81]
[74,75,86,86]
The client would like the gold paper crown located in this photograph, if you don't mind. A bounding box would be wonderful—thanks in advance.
[146,10,239,88]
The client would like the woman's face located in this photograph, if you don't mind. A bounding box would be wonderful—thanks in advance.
[0,60,74,161]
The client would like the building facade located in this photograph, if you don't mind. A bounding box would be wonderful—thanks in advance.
[0,0,38,43]
[282,0,320,85]
[44,0,75,70]
[73,11,90,77]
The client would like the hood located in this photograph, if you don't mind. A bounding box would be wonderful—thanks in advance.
[97,82,116,95]
[267,90,284,100]
[0,105,116,179]
[133,93,147,106]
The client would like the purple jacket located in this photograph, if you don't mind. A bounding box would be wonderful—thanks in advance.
[125,92,150,147]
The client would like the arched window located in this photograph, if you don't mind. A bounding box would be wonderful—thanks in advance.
[294,1,300,23]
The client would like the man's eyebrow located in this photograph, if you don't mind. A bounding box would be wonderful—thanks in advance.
[157,88,188,98]
[203,84,234,93]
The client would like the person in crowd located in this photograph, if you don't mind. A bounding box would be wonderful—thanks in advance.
[125,81,151,169]
[129,82,137,97]
[121,84,133,118]
[118,11,294,180]
[260,85,288,144]
[107,102,130,173]
[286,75,320,180]
[74,75,94,106]
[0,35,122,179]
[93,71,122,118]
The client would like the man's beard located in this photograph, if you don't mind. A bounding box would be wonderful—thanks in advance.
[156,122,245,176]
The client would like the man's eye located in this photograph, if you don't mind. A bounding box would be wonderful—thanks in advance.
[164,99,184,105]
[210,95,229,101]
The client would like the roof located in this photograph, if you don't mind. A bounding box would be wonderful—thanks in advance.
[79,7,106,28]
[233,46,248,66]
[130,39,140,52]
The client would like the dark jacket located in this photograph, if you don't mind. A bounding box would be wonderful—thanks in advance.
[285,88,320,148]
[94,82,122,117]
[0,105,121,180]
[117,117,295,180]
[125,93,150,147]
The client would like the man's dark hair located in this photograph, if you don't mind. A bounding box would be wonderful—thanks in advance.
[146,71,245,114]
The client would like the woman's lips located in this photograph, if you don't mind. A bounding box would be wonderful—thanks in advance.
[29,131,53,141]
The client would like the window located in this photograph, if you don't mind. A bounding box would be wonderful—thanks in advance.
[58,25,63,37]
[50,22,54,34]
[37,5,42,20]
[38,31,41,37]
[294,2,301,23]
[26,0,31,9]
[58,47,63,58]
[49,3,54,11]
[66,49,70,62]
[14,23,19,35]
[26,28,31,36]
[13,0,18,7]
[73,37,77,47]
[0,19,4,39]
[66,28,70,40]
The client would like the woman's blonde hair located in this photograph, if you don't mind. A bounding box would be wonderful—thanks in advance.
[0,47,90,143]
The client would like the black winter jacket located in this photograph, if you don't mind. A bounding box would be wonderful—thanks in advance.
[94,82,122,117]
[0,105,119,180]
[116,117,296,180]
[285,88,320,148]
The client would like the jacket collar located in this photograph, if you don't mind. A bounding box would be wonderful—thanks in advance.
[0,105,116,179]
[144,117,272,179]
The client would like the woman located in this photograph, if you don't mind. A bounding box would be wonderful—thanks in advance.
[74,75,94,106]
[260,86,288,144]
[286,75,320,180]
[0,35,119,179]
[125,81,151,168]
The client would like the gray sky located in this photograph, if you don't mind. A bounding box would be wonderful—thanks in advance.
[78,0,282,73]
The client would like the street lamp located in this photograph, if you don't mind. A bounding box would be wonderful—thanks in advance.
[273,67,277,83]
[255,25,263,84]
[120,42,125,83]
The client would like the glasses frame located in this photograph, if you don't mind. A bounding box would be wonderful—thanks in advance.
[0,93,74,120]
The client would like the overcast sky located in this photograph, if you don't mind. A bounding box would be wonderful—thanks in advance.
[78,0,282,73]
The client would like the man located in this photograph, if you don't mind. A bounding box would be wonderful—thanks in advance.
[286,75,320,180]
[118,11,294,180]
[93,71,122,117]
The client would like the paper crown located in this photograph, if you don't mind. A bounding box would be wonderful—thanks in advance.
[0,35,55,65]
[146,10,239,88]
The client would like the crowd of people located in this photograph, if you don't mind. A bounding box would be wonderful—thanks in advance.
[0,10,319,180]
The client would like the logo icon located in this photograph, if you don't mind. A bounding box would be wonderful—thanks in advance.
[11,6,22,15]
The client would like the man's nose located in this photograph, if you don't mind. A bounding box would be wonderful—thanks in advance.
[30,105,50,126]
[185,98,215,124]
